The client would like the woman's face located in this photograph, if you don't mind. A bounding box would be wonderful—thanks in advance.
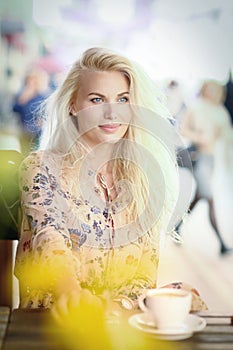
[72,70,131,148]
[202,82,223,104]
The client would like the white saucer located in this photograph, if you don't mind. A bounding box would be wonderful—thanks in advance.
[128,313,206,341]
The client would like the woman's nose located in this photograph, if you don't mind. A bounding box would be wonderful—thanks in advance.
[103,103,117,120]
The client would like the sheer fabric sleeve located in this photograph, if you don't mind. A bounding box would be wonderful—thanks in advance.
[15,151,80,308]
[115,233,159,304]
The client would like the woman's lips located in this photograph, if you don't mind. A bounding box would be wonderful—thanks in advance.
[99,124,121,133]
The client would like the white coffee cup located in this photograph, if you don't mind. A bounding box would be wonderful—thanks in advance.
[139,288,192,330]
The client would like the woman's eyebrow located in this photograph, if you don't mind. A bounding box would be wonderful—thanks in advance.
[88,92,105,97]
[117,92,130,96]
[87,91,130,97]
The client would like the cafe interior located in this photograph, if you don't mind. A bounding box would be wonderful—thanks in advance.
[0,0,233,349]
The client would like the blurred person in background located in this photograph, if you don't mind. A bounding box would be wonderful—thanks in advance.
[165,79,187,130]
[178,79,232,255]
[224,72,233,125]
[12,67,51,155]
[212,127,233,250]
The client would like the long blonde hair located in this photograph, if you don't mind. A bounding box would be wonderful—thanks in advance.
[39,47,179,242]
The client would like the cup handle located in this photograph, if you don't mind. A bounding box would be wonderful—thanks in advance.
[138,294,148,313]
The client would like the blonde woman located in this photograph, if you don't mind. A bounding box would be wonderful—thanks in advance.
[213,128,233,249]
[180,80,232,255]
[15,47,206,317]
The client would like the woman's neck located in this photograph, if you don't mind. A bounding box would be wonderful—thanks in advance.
[86,143,114,173]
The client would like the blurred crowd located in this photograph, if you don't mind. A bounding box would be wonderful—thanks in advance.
[165,77,233,255]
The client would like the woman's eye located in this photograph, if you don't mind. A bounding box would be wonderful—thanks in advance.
[91,97,103,103]
[118,97,129,103]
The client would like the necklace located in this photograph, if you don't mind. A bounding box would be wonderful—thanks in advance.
[97,172,116,247]
[98,173,115,192]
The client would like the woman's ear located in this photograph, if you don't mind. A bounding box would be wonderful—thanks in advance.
[69,103,77,116]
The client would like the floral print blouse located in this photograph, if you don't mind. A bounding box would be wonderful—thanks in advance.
[15,150,161,308]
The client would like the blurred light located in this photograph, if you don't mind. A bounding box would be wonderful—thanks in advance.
[153,0,233,20]
[32,0,72,27]
[94,0,134,26]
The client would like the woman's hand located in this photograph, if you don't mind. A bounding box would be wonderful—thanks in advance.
[51,288,103,325]
[161,282,208,312]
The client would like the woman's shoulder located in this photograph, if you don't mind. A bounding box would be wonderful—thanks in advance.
[20,150,64,174]
[22,150,63,164]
